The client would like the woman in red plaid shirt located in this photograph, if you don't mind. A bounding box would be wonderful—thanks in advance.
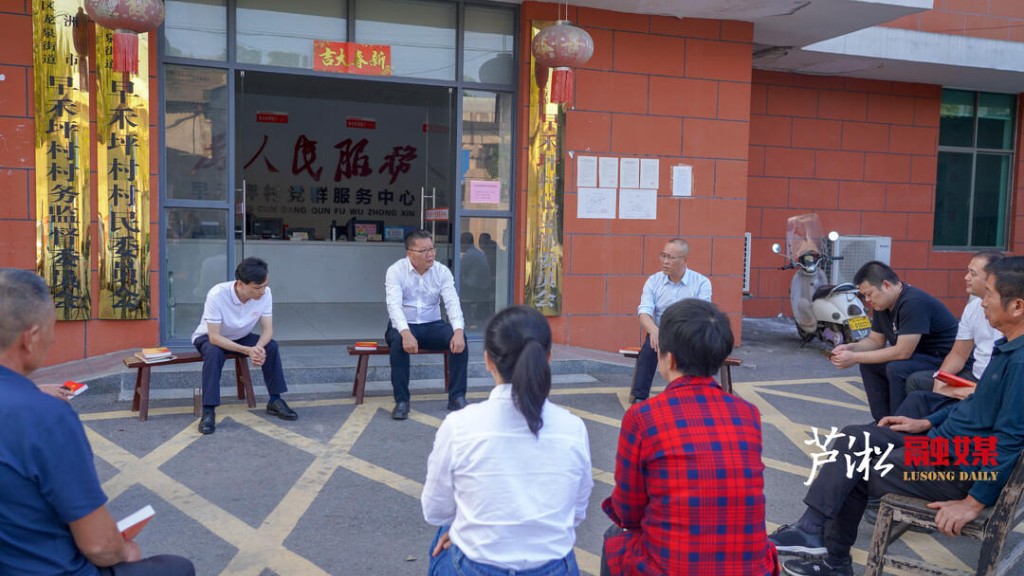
[601,299,779,575]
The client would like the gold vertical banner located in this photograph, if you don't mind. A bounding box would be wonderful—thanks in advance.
[33,0,91,321]
[96,30,151,318]
[524,22,564,315]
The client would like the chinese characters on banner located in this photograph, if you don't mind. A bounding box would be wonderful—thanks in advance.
[33,0,91,321]
[240,93,440,234]
[524,22,563,316]
[96,29,151,319]
[313,40,392,76]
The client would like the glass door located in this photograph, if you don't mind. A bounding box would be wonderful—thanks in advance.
[233,71,455,341]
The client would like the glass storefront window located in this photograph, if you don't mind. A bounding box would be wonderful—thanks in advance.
[165,66,229,201]
[355,0,456,80]
[464,5,515,85]
[977,92,1015,150]
[237,0,347,68]
[165,208,229,339]
[461,91,512,211]
[459,217,510,331]
[165,0,227,61]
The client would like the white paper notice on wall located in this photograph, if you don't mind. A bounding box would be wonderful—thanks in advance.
[672,164,693,197]
[577,188,617,219]
[619,157,640,189]
[640,158,659,189]
[619,189,657,220]
[577,155,597,188]
[599,157,619,188]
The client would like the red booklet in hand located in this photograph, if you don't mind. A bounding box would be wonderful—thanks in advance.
[116,505,155,540]
[60,381,88,397]
[933,370,975,388]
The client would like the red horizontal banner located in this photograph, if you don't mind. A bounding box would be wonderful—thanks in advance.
[346,117,377,129]
[256,111,288,123]
[314,40,392,76]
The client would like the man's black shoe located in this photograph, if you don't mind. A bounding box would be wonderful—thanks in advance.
[783,556,853,576]
[447,396,467,411]
[392,401,409,420]
[628,395,645,404]
[266,398,298,421]
[198,409,216,435]
[769,524,827,556]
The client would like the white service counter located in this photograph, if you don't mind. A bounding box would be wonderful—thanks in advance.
[245,240,450,303]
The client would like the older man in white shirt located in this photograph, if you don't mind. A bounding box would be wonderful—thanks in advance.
[630,238,712,403]
[385,230,469,420]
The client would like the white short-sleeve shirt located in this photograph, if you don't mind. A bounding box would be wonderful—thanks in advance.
[191,281,272,344]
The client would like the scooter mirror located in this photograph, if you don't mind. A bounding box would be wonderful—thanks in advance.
[771,243,782,254]
[827,230,839,242]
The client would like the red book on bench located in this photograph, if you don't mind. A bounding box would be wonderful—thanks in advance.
[933,370,975,388]
[354,341,378,351]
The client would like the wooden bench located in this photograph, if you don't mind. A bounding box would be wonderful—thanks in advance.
[122,351,255,421]
[347,345,450,405]
[865,449,1024,576]
[621,347,741,394]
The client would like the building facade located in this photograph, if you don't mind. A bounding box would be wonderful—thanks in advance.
[0,0,1021,366]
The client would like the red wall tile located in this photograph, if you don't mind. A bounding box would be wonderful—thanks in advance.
[613,31,684,76]
[649,76,717,118]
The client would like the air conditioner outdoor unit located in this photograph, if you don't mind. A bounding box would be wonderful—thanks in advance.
[828,235,892,285]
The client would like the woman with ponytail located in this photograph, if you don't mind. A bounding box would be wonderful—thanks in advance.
[421,305,593,576]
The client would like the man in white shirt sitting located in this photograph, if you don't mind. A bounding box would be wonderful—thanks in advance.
[385,230,469,420]
[900,250,1005,415]
[192,257,297,434]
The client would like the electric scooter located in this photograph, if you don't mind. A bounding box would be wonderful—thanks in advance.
[771,213,872,349]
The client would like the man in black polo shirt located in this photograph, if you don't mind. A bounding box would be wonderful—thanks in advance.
[829,261,958,421]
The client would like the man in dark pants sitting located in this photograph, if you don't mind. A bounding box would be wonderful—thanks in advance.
[770,256,1024,576]
[829,261,958,421]
[192,257,297,434]
[385,229,469,420]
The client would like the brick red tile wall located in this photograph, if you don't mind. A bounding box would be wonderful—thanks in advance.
[746,70,1024,321]
[518,2,753,351]
[883,0,1024,42]
[0,4,161,366]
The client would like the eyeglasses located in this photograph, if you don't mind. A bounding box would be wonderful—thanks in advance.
[659,253,687,261]
[408,246,437,254]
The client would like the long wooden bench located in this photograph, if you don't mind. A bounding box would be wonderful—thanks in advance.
[123,351,255,421]
[346,345,450,405]
[620,347,742,394]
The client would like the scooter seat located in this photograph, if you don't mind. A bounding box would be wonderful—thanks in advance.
[812,282,859,301]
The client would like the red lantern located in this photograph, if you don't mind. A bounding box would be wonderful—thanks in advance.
[531,20,594,104]
[84,0,165,75]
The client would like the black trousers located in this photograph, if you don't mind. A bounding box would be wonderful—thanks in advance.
[803,423,972,558]
[385,320,468,403]
[629,335,658,400]
[859,353,944,421]
[98,554,194,576]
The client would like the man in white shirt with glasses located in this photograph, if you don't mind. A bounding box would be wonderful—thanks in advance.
[629,238,712,403]
[385,229,469,420]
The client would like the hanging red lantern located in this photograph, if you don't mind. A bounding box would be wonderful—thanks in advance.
[84,0,165,75]
[531,20,594,104]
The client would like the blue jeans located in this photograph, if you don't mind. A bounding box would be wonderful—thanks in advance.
[428,526,579,576]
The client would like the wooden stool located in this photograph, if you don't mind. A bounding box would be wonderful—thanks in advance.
[346,345,450,404]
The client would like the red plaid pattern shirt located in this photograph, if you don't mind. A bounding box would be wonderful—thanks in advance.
[602,376,779,575]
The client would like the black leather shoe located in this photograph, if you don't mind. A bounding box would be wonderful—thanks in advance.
[629,395,646,404]
[266,398,298,421]
[392,401,409,420]
[198,410,216,435]
[447,396,467,411]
